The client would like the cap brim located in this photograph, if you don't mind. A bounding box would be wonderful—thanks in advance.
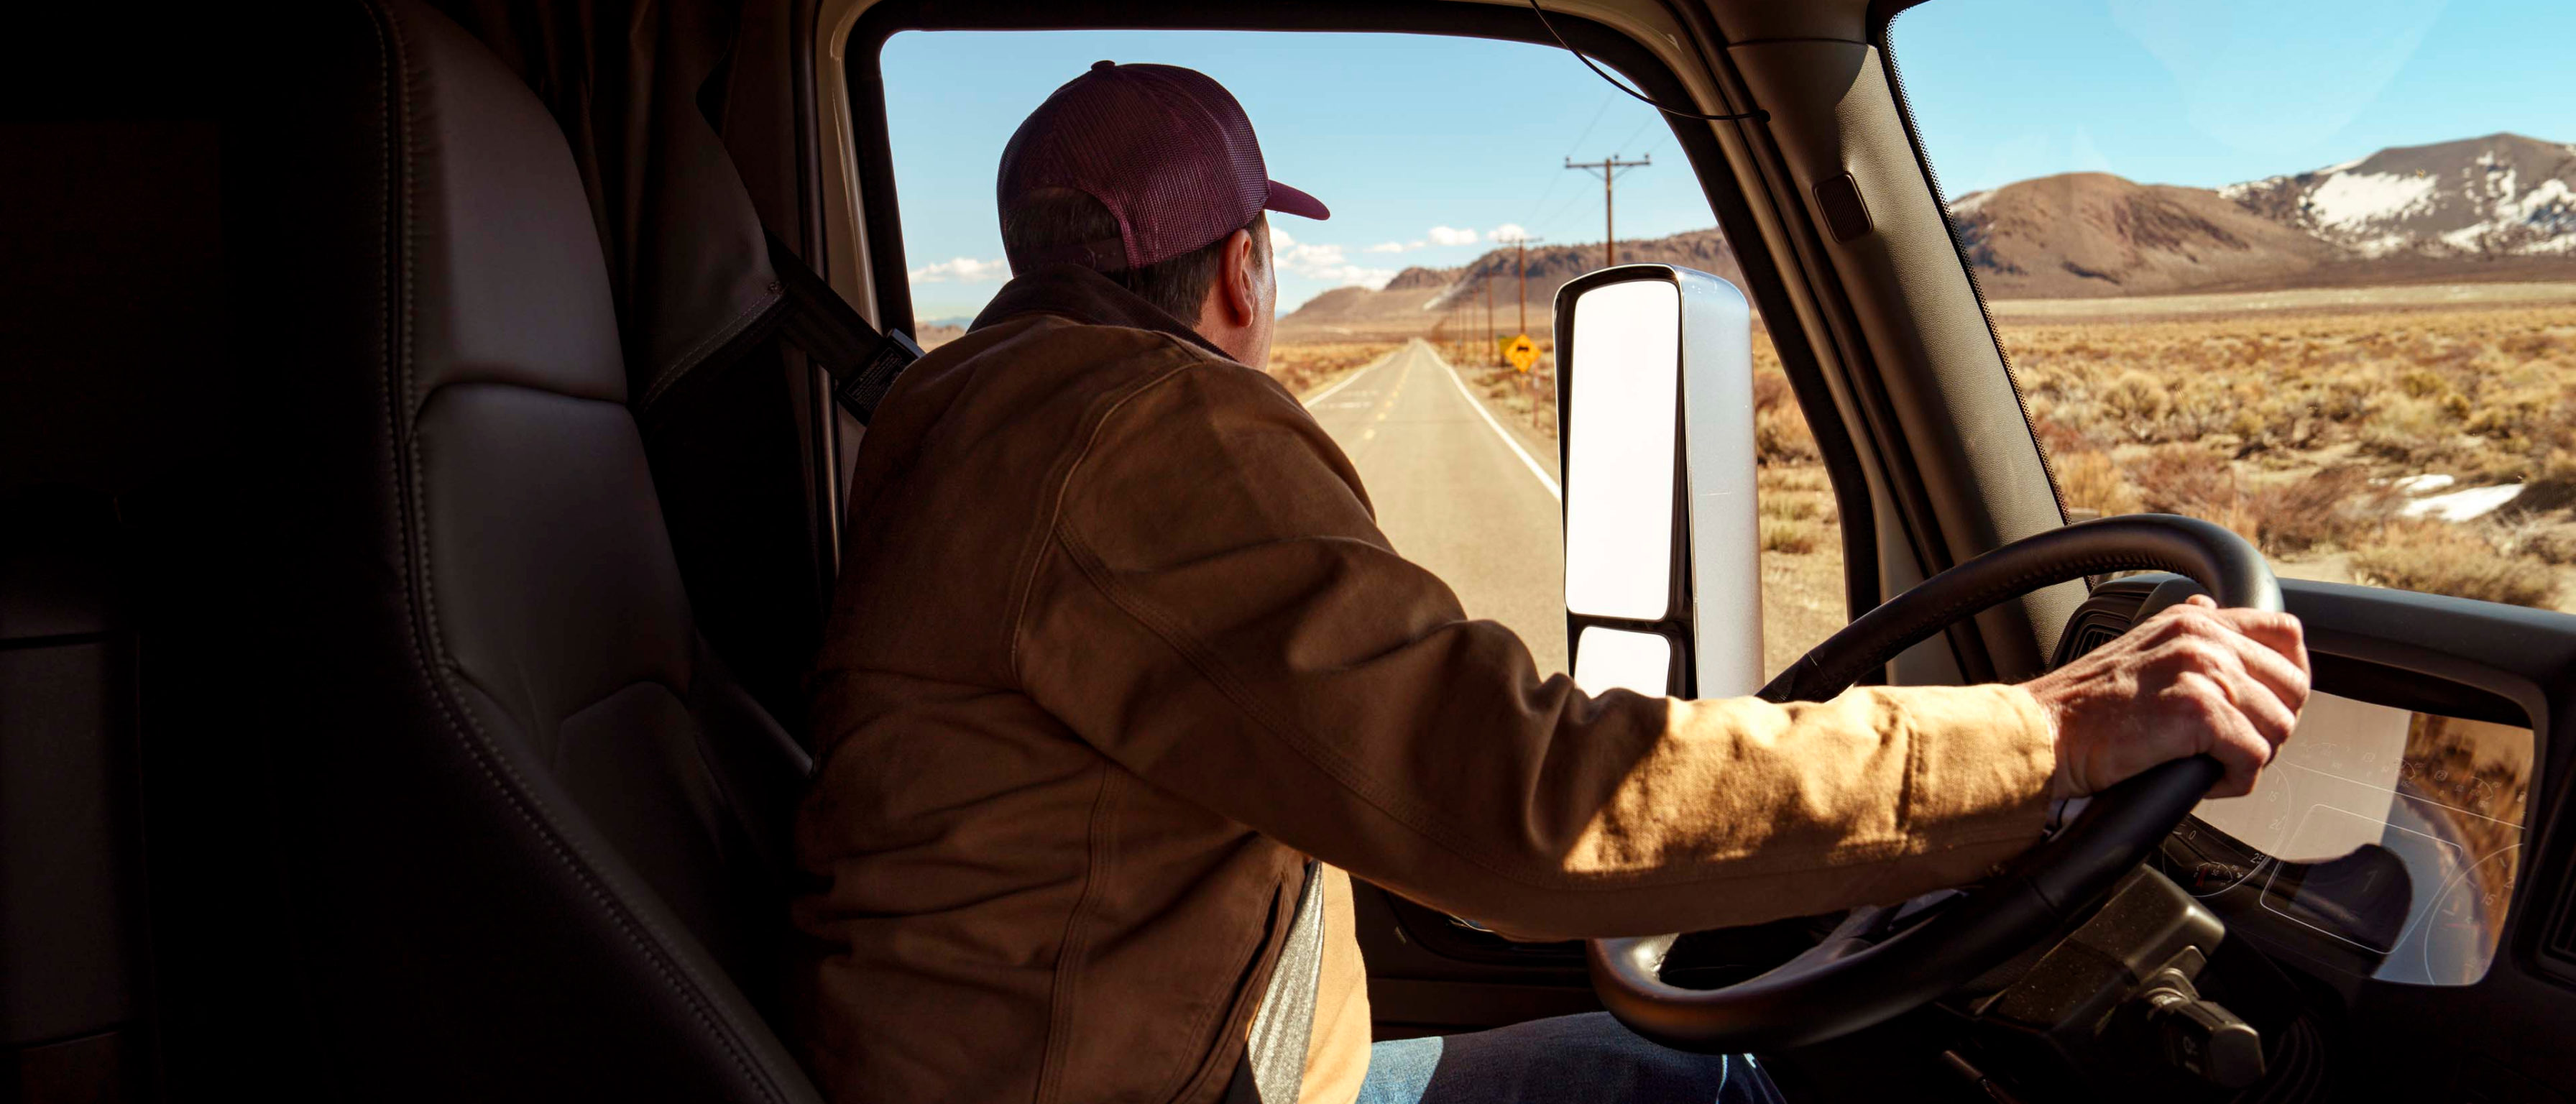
[1264,180,1330,221]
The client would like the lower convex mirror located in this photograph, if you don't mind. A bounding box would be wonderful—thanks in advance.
[1553,264,1757,699]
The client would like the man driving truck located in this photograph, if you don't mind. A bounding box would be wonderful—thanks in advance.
[788,61,2309,1104]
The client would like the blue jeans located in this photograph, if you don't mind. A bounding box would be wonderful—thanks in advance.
[1356,1013,1787,1103]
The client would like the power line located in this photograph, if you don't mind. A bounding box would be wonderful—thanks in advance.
[1611,116,1659,158]
[1522,91,1617,233]
[1531,184,1591,237]
[1563,91,1616,158]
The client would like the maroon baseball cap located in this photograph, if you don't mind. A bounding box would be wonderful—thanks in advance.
[998,61,1329,275]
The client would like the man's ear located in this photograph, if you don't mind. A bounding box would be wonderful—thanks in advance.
[1217,227,1260,328]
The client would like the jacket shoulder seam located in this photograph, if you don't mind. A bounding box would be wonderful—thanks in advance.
[1003,334,1214,689]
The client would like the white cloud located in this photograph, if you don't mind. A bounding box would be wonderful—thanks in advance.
[1486,224,1532,242]
[1365,242,1407,253]
[1266,231,1398,290]
[1312,264,1399,290]
[1407,239,1426,249]
[1276,239,1348,271]
[909,257,1008,284]
[1426,225,1480,247]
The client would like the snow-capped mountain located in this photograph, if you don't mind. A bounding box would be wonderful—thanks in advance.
[2221,133,2576,259]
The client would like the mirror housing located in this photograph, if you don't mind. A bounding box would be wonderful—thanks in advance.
[1553,264,1759,699]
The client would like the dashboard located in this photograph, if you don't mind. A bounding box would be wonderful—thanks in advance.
[2059,579,2540,990]
[2159,692,2531,986]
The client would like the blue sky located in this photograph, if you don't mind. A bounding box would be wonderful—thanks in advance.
[879,1,2571,320]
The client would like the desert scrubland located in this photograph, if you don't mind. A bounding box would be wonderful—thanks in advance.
[1271,284,2576,676]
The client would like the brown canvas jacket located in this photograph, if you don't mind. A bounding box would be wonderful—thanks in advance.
[789,265,2058,1104]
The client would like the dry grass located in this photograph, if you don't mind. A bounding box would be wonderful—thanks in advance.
[2349,519,2564,609]
[2056,451,2145,517]
[2018,304,2576,612]
[1761,516,1822,554]
[1753,354,1823,467]
[1754,461,1847,675]
[1454,339,1558,436]
[1268,341,1398,397]
[2013,305,2576,480]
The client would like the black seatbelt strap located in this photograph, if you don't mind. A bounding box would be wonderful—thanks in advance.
[762,231,921,426]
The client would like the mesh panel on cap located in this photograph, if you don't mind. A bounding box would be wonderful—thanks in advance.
[998,63,1277,272]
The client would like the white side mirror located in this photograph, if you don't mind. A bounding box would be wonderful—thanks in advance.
[1554,265,1760,699]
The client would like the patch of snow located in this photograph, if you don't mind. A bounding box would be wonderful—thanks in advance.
[2313,155,2368,176]
[2503,177,2574,220]
[2219,176,2280,202]
[2483,166,2519,204]
[2390,474,2455,494]
[2424,177,2576,254]
[2439,224,2491,252]
[2345,231,2415,257]
[2401,482,2524,522]
[1949,190,1992,216]
[2306,171,2442,231]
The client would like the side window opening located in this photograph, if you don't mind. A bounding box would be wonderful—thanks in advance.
[880,28,1844,682]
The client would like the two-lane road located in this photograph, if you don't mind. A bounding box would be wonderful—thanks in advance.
[1301,339,1569,676]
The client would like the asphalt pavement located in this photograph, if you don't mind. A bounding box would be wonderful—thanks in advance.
[1302,339,1570,676]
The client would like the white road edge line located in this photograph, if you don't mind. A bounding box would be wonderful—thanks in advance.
[1300,346,1393,408]
[1429,341,1561,502]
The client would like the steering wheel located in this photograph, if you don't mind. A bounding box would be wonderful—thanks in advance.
[1588,513,2281,1053]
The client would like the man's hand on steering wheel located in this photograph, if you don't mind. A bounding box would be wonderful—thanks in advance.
[2022,594,2311,801]
[1591,515,2312,1054]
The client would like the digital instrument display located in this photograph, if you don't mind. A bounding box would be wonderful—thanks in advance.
[2165,692,2531,986]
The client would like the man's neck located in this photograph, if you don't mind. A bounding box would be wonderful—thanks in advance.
[971,264,1235,362]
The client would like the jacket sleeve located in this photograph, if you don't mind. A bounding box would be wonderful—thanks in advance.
[1011,358,2057,939]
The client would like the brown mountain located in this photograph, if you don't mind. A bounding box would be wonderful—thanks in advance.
[1945,172,2348,298]
[1277,230,1745,342]
[1382,265,1458,291]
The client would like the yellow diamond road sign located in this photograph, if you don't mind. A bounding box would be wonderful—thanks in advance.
[1505,334,1539,372]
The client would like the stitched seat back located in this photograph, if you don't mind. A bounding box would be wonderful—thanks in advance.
[240,3,823,1098]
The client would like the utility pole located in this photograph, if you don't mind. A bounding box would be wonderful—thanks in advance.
[1496,232,1547,429]
[1566,154,1650,268]
[1482,264,1495,366]
[1501,234,1545,338]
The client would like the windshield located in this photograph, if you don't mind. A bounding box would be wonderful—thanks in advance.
[1891,0,2564,986]
[1890,0,2576,618]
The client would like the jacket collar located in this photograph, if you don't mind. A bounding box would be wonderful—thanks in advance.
[970,264,1233,361]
